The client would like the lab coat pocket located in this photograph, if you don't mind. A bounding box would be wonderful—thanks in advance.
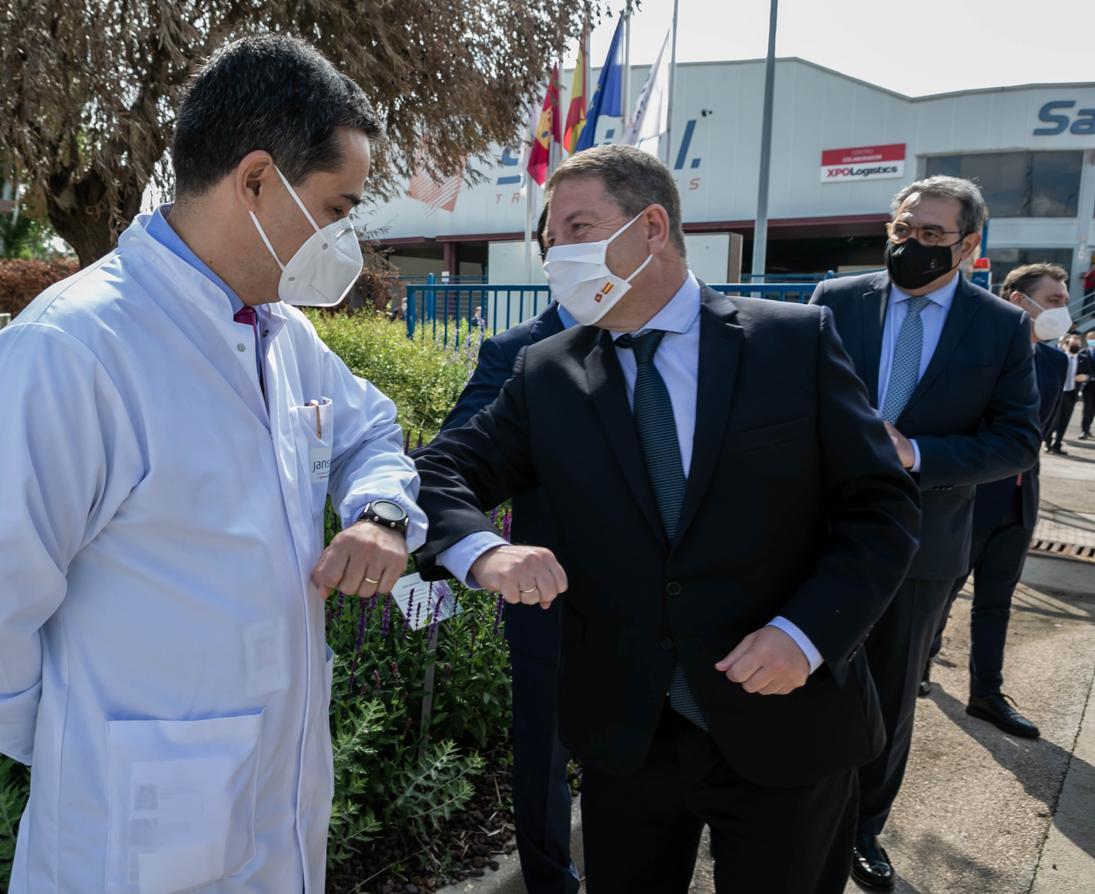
[105,709,265,894]
[291,396,335,517]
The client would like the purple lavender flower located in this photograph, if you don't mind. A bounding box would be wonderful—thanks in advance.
[502,510,512,542]
[335,591,346,620]
[492,593,504,636]
[354,600,368,654]
[380,593,392,637]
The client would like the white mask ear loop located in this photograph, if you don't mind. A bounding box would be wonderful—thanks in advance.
[249,210,286,271]
[626,252,654,283]
[605,210,647,246]
[273,165,322,233]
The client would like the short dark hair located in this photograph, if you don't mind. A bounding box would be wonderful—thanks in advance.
[1000,262,1068,299]
[172,34,383,197]
[546,144,687,255]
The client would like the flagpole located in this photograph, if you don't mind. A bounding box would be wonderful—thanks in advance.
[751,0,778,283]
[524,178,534,283]
[663,0,680,167]
[622,8,631,139]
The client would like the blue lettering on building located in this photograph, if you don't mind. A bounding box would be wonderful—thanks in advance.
[1034,100,1095,136]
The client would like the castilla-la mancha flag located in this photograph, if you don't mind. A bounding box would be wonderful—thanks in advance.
[527,64,563,187]
[564,21,590,153]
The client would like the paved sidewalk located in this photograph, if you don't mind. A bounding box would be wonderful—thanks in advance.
[441,413,1095,894]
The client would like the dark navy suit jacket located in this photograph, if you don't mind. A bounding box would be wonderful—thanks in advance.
[439,304,566,659]
[810,272,1041,580]
[972,342,1067,531]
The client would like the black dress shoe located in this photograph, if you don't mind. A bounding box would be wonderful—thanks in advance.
[1048,445,1068,455]
[966,693,1040,739]
[918,664,932,698]
[851,834,894,890]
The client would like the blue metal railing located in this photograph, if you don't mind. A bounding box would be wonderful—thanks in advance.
[405,281,823,346]
[405,283,552,343]
[707,282,818,303]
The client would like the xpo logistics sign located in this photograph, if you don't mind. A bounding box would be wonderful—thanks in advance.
[821,143,906,183]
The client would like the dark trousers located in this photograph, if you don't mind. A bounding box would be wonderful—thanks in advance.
[857,577,953,838]
[931,501,1032,698]
[1082,385,1095,435]
[581,706,857,894]
[1049,389,1079,448]
[510,647,579,894]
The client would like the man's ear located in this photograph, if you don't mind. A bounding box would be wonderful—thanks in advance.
[958,231,981,263]
[643,205,671,255]
[235,150,276,209]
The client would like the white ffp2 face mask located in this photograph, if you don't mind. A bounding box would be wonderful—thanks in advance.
[542,212,654,325]
[249,166,364,307]
[1022,293,1073,342]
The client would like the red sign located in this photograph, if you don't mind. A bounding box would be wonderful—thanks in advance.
[821,143,906,183]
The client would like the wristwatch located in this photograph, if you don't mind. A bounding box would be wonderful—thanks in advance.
[359,499,409,535]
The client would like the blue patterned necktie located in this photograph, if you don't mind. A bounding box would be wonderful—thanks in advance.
[618,330,707,730]
[880,295,930,423]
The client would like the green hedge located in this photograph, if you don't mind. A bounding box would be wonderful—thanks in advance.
[0,309,512,888]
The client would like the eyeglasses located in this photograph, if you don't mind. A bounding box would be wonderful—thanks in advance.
[886,220,967,247]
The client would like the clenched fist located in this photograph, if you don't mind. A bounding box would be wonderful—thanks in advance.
[470,544,568,609]
[715,626,810,695]
[311,522,408,598]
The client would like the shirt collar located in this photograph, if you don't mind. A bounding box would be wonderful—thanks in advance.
[555,302,579,330]
[146,203,246,315]
[890,270,961,311]
[611,271,702,342]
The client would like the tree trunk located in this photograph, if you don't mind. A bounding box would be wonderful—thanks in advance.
[46,168,144,268]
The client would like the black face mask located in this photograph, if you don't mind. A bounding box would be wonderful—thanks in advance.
[1068,345,1081,354]
[886,237,962,292]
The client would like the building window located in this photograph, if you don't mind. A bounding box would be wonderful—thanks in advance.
[924,152,1082,218]
[986,247,1073,292]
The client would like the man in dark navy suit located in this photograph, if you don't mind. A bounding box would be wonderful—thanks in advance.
[436,209,581,894]
[926,264,1070,739]
[415,145,921,894]
[810,176,1041,890]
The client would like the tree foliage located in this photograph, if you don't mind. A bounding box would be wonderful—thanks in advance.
[0,1,599,265]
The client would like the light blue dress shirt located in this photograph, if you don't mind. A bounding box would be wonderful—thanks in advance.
[877,272,960,473]
[439,272,823,672]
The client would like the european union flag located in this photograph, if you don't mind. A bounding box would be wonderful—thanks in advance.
[575,14,624,152]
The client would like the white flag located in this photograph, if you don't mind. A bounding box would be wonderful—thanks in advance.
[623,30,671,153]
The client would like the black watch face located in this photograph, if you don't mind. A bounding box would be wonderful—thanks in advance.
[371,500,405,523]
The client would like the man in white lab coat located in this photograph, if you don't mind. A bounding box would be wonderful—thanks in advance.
[0,35,425,893]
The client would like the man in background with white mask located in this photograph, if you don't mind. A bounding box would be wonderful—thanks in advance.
[926,263,1070,739]
[412,145,921,893]
[0,34,425,893]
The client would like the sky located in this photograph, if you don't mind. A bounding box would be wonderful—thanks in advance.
[566,0,1094,97]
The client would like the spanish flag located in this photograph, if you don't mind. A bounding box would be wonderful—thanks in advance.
[527,64,562,187]
[564,21,590,154]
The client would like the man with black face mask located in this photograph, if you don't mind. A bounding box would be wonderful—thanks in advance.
[810,175,1041,891]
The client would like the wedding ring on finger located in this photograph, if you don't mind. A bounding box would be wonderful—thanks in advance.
[364,576,380,584]
[518,586,539,594]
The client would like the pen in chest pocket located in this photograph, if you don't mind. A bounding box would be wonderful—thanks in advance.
[306,400,322,439]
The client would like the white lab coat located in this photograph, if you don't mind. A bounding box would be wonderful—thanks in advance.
[0,214,426,893]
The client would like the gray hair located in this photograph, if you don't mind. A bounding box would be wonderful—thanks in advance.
[891,175,987,236]
[546,144,687,255]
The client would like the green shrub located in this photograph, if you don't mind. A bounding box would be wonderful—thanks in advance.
[307,310,476,443]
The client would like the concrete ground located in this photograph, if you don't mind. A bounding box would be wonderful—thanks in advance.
[440,414,1095,894]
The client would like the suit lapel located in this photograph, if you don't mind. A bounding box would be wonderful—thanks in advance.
[899,277,979,420]
[861,272,890,407]
[528,303,563,342]
[583,329,667,546]
[675,289,742,545]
